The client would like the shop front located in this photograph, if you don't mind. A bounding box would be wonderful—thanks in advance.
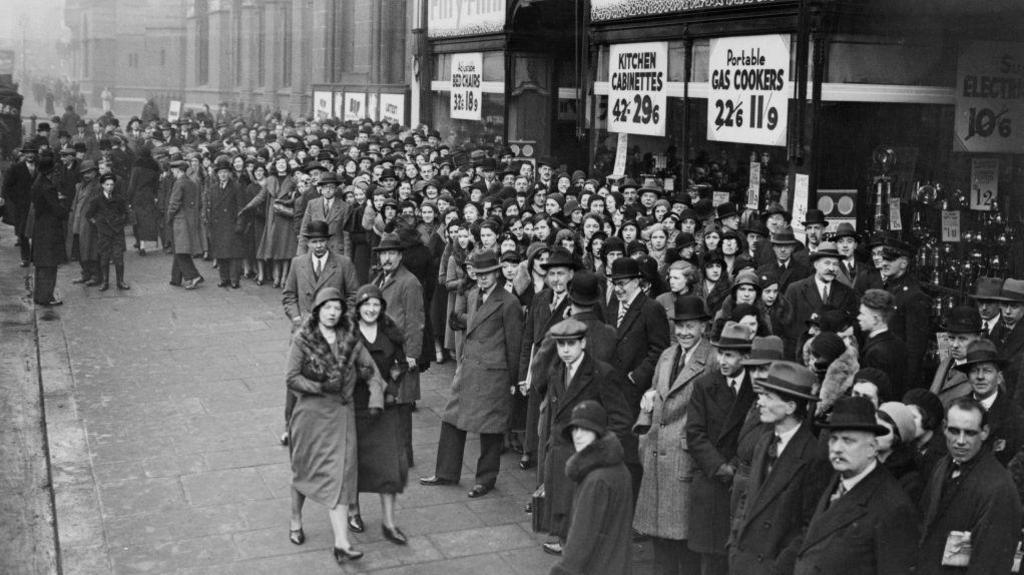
[311,85,409,126]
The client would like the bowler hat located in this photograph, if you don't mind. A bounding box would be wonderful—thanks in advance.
[609,257,642,280]
[712,321,753,350]
[944,306,982,334]
[741,336,785,366]
[569,271,602,307]
[996,278,1024,303]
[970,276,1005,302]
[303,220,331,240]
[639,185,663,198]
[373,232,405,252]
[549,318,587,341]
[668,295,711,323]
[311,287,344,314]
[470,250,501,274]
[818,396,888,435]
[770,230,800,245]
[214,158,233,172]
[802,209,827,226]
[742,219,769,237]
[542,247,579,271]
[765,203,790,221]
[954,339,1006,372]
[881,237,916,259]
[169,159,188,169]
[318,172,340,186]
[833,222,858,241]
[561,400,608,440]
[808,241,842,262]
[379,168,398,181]
[716,202,739,220]
[758,361,819,401]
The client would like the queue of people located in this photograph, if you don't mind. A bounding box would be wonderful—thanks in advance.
[6,107,1024,573]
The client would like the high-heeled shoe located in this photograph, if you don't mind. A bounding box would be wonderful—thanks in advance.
[519,454,535,470]
[347,514,365,533]
[332,546,363,563]
[288,527,304,545]
[382,524,408,545]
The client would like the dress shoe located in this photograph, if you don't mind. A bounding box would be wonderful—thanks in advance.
[542,541,564,555]
[519,454,535,470]
[71,277,89,284]
[347,514,364,533]
[332,546,363,563]
[138,248,146,256]
[98,282,110,292]
[288,527,304,545]
[85,279,100,286]
[231,282,240,289]
[169,281,182,287]
[419,475,456,486]
[467,484,492,498]
[279,432,289,446]
[382,524,407,545]
[217,280,230,288]
[255,278,264,286]
[117,282,130,290]
[42,298,63,307]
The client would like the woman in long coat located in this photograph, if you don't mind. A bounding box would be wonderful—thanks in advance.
[286,287,386,565]
[241,158,298,287]
[127,147,160,255]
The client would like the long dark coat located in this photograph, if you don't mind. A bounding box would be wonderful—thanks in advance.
[884,272,933,388]
[2,161,37,235]
[685,368,756,554]
[729,422,832,575]
[204,179,245,259]
[30,170,68,267]
[245,174,297,260]
[85,190,128,245]
[633,338,713,540]
[918,450,1023,575]
[783,275,858,361]
[442,286,523,434]
[127,156,160,242]
[729,403,772,535]
[166,174,202,255]
[860,330,908,400]
[993,320,1024,400]
[957,389,1024,466]
[756,258,812,296]
[69,178,100,260]
[793,465,920,575]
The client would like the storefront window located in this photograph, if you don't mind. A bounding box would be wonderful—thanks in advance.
[432,92,505,147]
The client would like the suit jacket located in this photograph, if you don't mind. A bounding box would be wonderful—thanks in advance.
[993,320,1024,400]
[607,291,671,397]
[860,330,909,400]
[928,356,971,408]
[730,422,832,575]
[757,258,812,295]
[297,195,352,257]
[959,390,1024,466]
[686,369,757,553]
[793,465,919,575]
[518,288,572,385]
[783,275,857,361]
[918,450,1023,575]
[884,273,933,388]
[282,251,360,321]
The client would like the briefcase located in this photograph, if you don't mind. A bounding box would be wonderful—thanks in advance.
[531,484,547,533]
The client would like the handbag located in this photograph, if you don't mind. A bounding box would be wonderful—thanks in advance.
[448,309,466,332]
[531,484,548,533]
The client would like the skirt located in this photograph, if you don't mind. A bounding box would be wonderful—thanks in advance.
[354,406,408,494]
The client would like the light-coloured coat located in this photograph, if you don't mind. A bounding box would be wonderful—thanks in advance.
[166,174,203,255]
[376,265,425,404]
[297,195,352,256]
[282,251,360,321]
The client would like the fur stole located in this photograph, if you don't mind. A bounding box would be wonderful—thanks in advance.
[566,433,625,483]
[294,318,367,396]
[815,344,860,416]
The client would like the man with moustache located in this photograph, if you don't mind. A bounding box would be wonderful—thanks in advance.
[918,398,1022,575]
[792,397,919,575]
[879,238,933,388]
[952,339,1024,466]
[783,242,857,361]
[929,306,983,406]
[729,362,832,575]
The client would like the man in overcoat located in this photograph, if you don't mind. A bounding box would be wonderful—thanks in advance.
[952,339,1024,466]
[205,159,246,287]
[990,278,1024,400]
[297,172,351,257]
[857,289,909,400]
[421,251,523,498]
[30,150,69,306]
[782,242,857,362]
[879,238,933,388]
[69,161,101,285]
[2,144,39,267]
[917,397,1023,575]
[282,220,360,327]
[685,322,755,575]
[792,396,919,575]
[929,306,981,406]
[166,159,204,289]
[729,361,832,575]
[634,295,714,575]
[606,256,670,495]
[756,231,811,297]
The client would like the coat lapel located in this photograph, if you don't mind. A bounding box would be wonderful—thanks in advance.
[315,255,339,290]
[718,372,755,442]
[743,424,814,527]
[666,339,711,397]
[801,468,879,550]
[616,293,646,338]
[558,355,595,416]
[467,289,501,335]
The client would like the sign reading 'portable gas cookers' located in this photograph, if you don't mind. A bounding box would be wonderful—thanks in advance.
[608,42,668,136]
[450,52,482,121]
[708,34,791,147]
[955,41,1024,153]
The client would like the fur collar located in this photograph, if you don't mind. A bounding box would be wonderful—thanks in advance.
[565,433,625,483]
[294,317,362,391]
[815,344,860,416]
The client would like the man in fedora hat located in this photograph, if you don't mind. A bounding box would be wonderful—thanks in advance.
[783,242,856,361]
[832,222,880,295]
[686,322,756,575]
[422,251,523,499]
[69,160,102,285]
[205,158,246,288]
[518,247,578,470]
[952,339,1024,466]
[633,295,713,573]
[792,396,919,575]
[879,237,933,388]
[756,229,810,295]
[990,278,1024,399]
[607,256,670,495]
[298,171,351,257]
[166,158,204,289]
[918,397,1022,575]
[929,306,983,406]
[969,276,1003,337]
[730,361,832,575]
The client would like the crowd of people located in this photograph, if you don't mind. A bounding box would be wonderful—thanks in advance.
[4,105,1024,574]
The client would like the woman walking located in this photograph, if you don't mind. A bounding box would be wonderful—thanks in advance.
[285,287,387,564]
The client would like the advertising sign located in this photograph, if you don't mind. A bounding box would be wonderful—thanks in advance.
[607,42,668,136]
[344,92,365,122]
[168,100,182,123]
[380,93,405,125]
[333,92,344,119]
[613,133,628,175]
[970,158,999,211]
[955,42,1024,153]
[428,0,506,38]
[450,53,482,121]
[747,162,761,209]
[708,34,791,147]
[313,91,332,120]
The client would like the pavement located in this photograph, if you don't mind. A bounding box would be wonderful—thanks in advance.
[0,225,655,574]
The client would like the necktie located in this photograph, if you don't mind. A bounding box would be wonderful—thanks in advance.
[325,200,332,215]
[480,287,488,304]
[830,481,847,504]
[951,462,963,480]
[617,301,629,327]
[766,434,781,477]
[669,346,685,382]
[550,293,562,312]
[314,259,322,280]
[821,282,830,304]
[729,378,739,397]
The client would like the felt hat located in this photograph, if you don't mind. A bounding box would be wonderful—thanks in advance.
[833,222,858,241]
[712,321,753,350]
[608,257,643,280]
[970,276,1005,302]
[770,230,800,245]
[944,306,982,334]
[742,219,769,237]
[810,332,846,363]
[569,271,602,307]
[741,336,786,366]
[802,209,827,226]
[354,284,386,312]
[169,159,188,169]
[732,269,762,294]
[373,232,405,252]
[881,237,916,259]
[318,172,340,186]
[311,287,344,314]
[549,318,587,341]
[765,203,790,221]
[995,278,1024,303]
[78,160,98,174]
[818,396,888,435]
[954,339,1006,372]
[757,360,818,400]
[561,400,608,440]
[302,220,331,240]
[808,241,842,262]
[716,202,739,220]
[469,250,501,274]
[542,247,579,271]
[668,295,711,323]
[213,158,233,172]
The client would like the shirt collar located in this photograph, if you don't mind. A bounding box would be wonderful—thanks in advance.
[566,354,585,381]
[978,390,998,411]
[311,252,328,266]
[775,423,800,456]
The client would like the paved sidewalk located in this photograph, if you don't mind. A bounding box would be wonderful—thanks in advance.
[4,231,655,574]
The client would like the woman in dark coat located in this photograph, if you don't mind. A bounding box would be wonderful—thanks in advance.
[86,174,130,290]
[285,287,386,565]
[347,284,410,545]
[239,165,267,282]
[127,147,160,255]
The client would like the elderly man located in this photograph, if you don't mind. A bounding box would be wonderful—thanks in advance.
[634,296,714,575]
[991,278,1024,399]
[686,322,756,575]
[918,398,1023,575]
[297,172,350,257]
[421,251,522,498]
[793,397,919,575]
[730,362,832,575]
[879,237,933,388]
[783,242,856,361]
[929,306,983,406]
[953,339,1024,466]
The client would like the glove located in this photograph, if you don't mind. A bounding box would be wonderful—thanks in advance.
[368,407,383,418]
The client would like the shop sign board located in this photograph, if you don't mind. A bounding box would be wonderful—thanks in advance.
[942,211,961,242]
[955,41,1024,153]
[366,93,379,122]
[450,53,483,121]
[613,133,628,175]
[608,42,668,136]
[168,100,182,123]
[313,91,332,120]
[333,92,344,119]
[791,173,809,243]
[970,158,999,211]
[817,189,857,233]
[380,93,405,125]
[708,34,791,147]
[344,92,365,122]
[888,199,902,231]
[592,0,784,22]
[427,0,505,38]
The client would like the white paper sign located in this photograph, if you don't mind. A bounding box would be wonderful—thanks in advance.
[791,173,809,243]
[608,42,668,136]
[613,132,628,175]
[333,92,344,119]
[313,91,332,120]
[970,158,999,211]
[747,162,761,209]
[942,211,961,242]
[344,92,366,122]
[955,42,1024,153]
[708,34,791,147]
[450,53,482,121]
[888,198,903,231]
[380,93,405,125]
[712,191,731,207]
[168,100,182,123]
[366,93,379,122]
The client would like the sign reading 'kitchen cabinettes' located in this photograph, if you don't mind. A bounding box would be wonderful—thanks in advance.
[608,42,668,136]
[708,34,791,147]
